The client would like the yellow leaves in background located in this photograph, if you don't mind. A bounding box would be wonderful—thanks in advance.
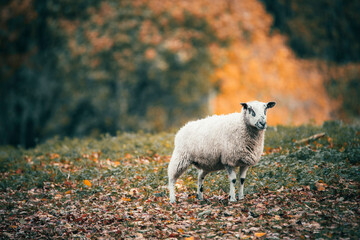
[83,180,92,188]
[206,0,336,126]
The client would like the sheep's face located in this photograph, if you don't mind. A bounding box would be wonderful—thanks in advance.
[241,101,276,130]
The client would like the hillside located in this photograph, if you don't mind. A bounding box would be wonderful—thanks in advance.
[1,122,359,238]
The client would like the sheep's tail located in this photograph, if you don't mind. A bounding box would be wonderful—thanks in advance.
[168,150,191,203]
[168,151,190,180]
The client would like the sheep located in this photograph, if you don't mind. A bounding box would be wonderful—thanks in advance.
[168,100,276,203]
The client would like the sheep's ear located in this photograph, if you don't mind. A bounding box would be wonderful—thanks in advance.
[241,103,248,110]
[267,102,276,109]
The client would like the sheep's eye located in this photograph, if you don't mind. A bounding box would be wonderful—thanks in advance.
[249,109,256,117]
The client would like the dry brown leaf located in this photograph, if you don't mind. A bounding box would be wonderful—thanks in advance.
[315,182,326,191]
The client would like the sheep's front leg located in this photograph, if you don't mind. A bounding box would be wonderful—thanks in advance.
[197,169,208,200]
[238,166,249,200]
[225,166,237,202]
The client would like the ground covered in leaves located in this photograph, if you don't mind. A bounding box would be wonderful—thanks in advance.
[0,121,359,239]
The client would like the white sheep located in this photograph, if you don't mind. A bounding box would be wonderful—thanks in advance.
[168,100,276,203]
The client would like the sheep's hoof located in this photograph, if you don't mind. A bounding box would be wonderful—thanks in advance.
[229,196,237,202]
[238,195,244,200]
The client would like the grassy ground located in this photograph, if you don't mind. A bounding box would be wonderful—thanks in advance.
[0,121,359,239]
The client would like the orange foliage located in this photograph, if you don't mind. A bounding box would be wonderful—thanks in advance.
[208,0,336,125]
[60,0,344,126]
[211,39,335,125]
[1,0,37,23]
[145,0,338,126]
[58,19,78,35]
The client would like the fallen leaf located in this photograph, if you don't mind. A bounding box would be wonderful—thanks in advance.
[3,232,12,238]
[198,209,212,217]
[125,153,132,159]
[246,227,260,232]
[129,188,139,196]
[83,180,92,188]
[50,153,60,159]
[336,197,344,201]
[308,221,321,229]
[315,182,326,191]
[54,194,62,199]
[254,232,266,237]
[185,237,194,240]
[135,233,143,238]
[223,210,232,216]
[272,225,282,230]
[239,234,251,239]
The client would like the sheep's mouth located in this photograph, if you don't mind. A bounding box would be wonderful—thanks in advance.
[255,122,267,130]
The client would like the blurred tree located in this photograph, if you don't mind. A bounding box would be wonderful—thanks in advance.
[261,0,360,63]
[261,0,360,121]
[0,0,227,147]
[53,0,227,137]
[0,0,101,147]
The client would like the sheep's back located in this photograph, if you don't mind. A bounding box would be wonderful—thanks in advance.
[174,113,242,168]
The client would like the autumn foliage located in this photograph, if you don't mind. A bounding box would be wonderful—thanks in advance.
[0,0,359,147]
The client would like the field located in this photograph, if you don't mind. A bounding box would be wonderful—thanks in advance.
[0,121,359,239]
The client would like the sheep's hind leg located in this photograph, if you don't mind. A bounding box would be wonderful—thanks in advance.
[197,169,208,200]
[238,166,249,200]
[168,154,190,203]
[225,166,237,202]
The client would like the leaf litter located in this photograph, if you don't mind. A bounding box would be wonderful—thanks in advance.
[0,123,359,239]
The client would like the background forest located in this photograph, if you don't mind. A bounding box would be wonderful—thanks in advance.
[1,0,360,147]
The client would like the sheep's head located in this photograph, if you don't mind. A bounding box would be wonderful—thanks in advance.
[241,101,276,130]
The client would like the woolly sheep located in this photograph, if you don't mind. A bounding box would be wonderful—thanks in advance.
[168,100,276,203]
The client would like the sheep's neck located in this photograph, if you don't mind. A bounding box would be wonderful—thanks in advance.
[243,123,265,156]
[244,121,265,137]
